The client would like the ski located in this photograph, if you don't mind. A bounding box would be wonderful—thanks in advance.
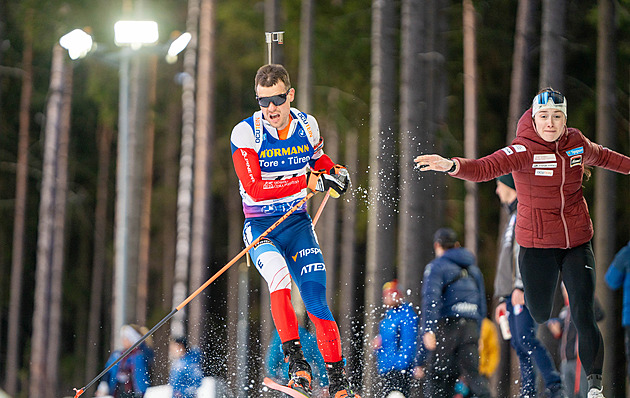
[262,377,311,398]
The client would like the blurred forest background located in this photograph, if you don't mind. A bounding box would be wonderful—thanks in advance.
[0,0,629,397]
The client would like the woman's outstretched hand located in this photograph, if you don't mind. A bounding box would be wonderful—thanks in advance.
[413,154,457,173]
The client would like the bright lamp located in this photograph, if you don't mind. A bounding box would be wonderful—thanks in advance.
[114,21,159,48]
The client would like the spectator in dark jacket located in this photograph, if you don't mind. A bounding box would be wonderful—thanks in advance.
[493,173,564,398]
[372,280,418,397]
[421,228,490,398]
[169,336,203,398]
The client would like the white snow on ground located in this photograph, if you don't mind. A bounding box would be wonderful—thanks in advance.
[144,376,217,398]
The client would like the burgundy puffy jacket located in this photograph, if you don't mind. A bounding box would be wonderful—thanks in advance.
[452,109,630,249]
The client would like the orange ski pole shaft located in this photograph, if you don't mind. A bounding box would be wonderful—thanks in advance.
[311,189,331,226]
[73,191,316,398]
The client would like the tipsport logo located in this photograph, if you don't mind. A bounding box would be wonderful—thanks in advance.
[291,247,322,262]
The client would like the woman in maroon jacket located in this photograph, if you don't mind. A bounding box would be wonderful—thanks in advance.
[414,88,630,398]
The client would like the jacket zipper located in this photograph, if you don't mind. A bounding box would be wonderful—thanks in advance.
[556,141,570,248]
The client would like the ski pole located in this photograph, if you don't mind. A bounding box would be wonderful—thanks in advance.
[311,190,331,226]
[73,190,316,398]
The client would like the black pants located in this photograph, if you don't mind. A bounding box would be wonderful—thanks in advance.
[424,317,490,398]
[519,240,604,377]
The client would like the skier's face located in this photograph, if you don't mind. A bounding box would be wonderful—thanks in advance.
[256,82,294,131]
[533,109,566,142]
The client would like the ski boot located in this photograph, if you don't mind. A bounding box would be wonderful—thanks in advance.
[283,340,313,397]
[326,360,361,398]
[587,375,605,398]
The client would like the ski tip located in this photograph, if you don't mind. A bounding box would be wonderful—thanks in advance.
[262,377,311,398]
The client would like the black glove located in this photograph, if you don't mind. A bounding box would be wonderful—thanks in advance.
[307,168,349,198]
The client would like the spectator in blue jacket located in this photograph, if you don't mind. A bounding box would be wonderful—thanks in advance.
[96,324,153,398]
[421,228,490,398]
[604,241,630,385]
[169,336,204,398]
[266,323,328,390]
[372,280,418,397]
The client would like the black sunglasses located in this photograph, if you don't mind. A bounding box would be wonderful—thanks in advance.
[256,88,291,108]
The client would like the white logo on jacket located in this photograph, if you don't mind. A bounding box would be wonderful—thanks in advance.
[532,163,557,168]
[533,153,556,162]
[535,169,554,176]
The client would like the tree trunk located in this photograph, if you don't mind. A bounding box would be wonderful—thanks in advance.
[226,73,246,395]
[85,123,114,391]
[297,0,314,113]
[319,91,340,316]
[338,129,360,384]
[127,52,150,325]
[172,0,199,339]
[539,0,566,90]
[363,0,398,393]
[398,0,423,305]
[462,0,479,256]
[136,55,157,325]
[0,0,5,134]
[5,13,33,395]
[595,1,622,395]
[507,0,536,142]
[46,60,72,396]
[189,0,215,346]
[29,43,65,398]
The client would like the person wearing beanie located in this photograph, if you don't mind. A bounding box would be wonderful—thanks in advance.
[372,280,418,397]
[96,324,153,397]
[421,228,490,397]
[493,174,564,397]
[415,88,630,398]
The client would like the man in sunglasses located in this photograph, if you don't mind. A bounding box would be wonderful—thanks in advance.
[414,88,630,398]
[230,64,358,398]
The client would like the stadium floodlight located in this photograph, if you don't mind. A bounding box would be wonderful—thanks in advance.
[165,32,191,64]
[59,29,93,60]
[114,20,159,49]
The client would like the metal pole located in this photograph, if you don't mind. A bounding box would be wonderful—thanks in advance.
[265,32,272,64]
[264,31,284,64]
[114,47,131,348]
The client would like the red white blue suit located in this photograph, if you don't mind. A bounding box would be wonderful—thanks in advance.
[231,108,342,363]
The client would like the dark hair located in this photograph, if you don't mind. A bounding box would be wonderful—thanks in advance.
[496,173,515,190]
[173,336,189,350]
[254,64,291,92]
[433,228,458,249]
